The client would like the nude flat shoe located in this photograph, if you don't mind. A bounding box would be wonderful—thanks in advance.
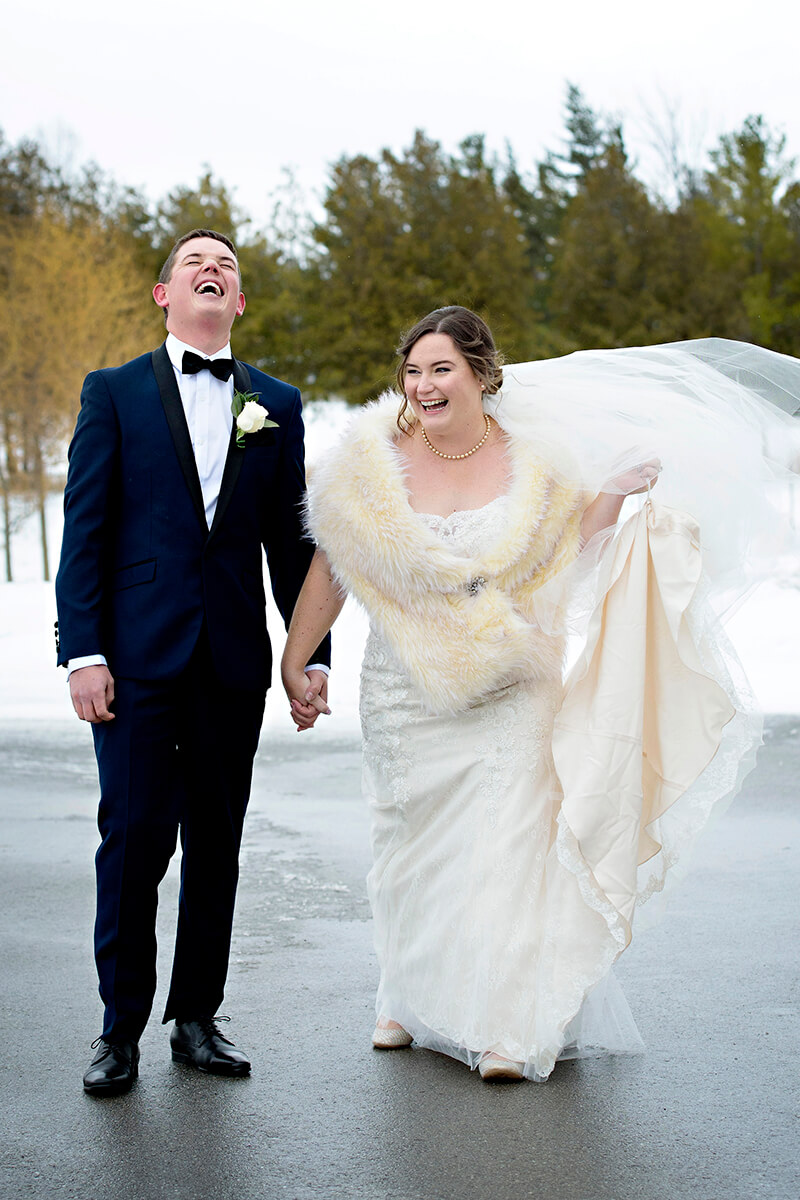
[372,1022,413,1049]
[478,1053,525,1081]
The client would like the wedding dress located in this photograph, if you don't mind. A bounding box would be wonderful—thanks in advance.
[359,498,649,1081]
[307,338,800,1082]
[357,493,769,1080]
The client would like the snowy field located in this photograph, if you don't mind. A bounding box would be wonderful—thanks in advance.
[0,401,362,733]
[2,398,799,727]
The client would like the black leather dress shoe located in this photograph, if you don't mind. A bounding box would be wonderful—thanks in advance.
[170,1017,251,1076]
[83,1038,139,1096]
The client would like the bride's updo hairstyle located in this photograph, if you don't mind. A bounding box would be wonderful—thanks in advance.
[395,306,504,435]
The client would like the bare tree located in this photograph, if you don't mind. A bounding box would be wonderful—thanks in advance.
[636,90,710,207]
[0,210,158,578]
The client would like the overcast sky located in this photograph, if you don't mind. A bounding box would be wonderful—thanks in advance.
[3,0,798,226]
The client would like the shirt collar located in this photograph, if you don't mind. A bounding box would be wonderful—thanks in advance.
[166,332,233,374]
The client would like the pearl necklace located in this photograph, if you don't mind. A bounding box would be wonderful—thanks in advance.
[420,413,492,460]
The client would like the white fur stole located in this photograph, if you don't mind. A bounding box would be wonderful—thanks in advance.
[306,395,583,714]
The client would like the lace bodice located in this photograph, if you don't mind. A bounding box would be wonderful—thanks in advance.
[414,495,510,557]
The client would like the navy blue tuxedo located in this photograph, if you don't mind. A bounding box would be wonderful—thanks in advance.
[56,344,322,689]
[55,343,328,1040]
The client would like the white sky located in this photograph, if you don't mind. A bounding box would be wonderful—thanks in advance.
[3,0,799,226]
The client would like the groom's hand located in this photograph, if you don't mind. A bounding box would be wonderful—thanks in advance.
[69,665,116,723]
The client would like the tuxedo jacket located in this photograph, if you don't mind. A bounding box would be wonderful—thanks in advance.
[55,343,328,692]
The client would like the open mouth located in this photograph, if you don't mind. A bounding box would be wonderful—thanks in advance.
[420,398,448,413]
[196,281,223,297]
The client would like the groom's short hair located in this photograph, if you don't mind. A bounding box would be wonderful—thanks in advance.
[158,229,240,285]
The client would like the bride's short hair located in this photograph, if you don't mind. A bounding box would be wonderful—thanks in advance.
[395,306,504,435]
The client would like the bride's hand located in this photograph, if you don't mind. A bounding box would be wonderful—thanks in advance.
[606,458,661,495]
[282,665,331,732]
[581,457,662,542]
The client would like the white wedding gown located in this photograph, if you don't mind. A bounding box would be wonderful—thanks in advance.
[360,497,645,1081]
[310,338,797,1082]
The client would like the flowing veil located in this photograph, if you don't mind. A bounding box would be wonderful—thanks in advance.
[486,338,800,928]
[485,337,800,618]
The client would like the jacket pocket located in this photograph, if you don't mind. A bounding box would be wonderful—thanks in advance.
[112,558,157,591]
[241,429,276,448]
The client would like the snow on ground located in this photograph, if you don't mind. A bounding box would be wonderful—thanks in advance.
[2,516,798,728]
[2,398,798,726]
[0,572,368,734]
[0,400,361,730]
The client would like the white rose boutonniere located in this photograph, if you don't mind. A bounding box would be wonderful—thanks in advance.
[231,390,278,449]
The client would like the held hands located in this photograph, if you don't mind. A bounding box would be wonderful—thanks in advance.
[282,666,331,732]
[69,665,116,723]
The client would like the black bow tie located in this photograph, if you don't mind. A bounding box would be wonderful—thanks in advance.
[181,350,234,381]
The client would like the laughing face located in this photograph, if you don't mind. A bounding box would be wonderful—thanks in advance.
[152,236,245,342]
[403,332,485,433]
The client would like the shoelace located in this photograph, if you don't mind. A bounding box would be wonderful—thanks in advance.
[194,1015,235,1046]
[89,1036,135,1062]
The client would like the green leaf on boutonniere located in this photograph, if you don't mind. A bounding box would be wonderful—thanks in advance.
[231,389,278,449]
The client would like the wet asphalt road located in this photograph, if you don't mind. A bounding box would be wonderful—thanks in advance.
[1,715,798,1200]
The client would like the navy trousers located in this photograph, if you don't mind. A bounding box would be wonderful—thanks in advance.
[91,632,266,1040]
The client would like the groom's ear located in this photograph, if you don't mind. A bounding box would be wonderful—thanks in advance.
[153,282,169,310]
[235,291,246,317]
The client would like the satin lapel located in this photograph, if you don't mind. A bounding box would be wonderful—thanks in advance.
[151,344,207,530]
[208,359,251,540]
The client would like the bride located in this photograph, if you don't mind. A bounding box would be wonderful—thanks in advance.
[281,305,799,1082]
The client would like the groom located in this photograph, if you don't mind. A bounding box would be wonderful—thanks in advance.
[55,229,329,1095]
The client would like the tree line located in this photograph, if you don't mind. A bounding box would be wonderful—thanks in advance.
[2,85,799,578]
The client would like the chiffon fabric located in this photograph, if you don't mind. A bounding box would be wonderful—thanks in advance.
[358,491,756,1081]
[488,339,800,617]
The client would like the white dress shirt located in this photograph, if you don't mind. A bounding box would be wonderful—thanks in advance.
[165,332,234,528]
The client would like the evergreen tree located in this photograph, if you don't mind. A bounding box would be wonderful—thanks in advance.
[304,132,536,400]
[150,169,243,271]
[550,138,664,347]
[558,83,609,180]
[703,116,800,352]
[502,84,618,339]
